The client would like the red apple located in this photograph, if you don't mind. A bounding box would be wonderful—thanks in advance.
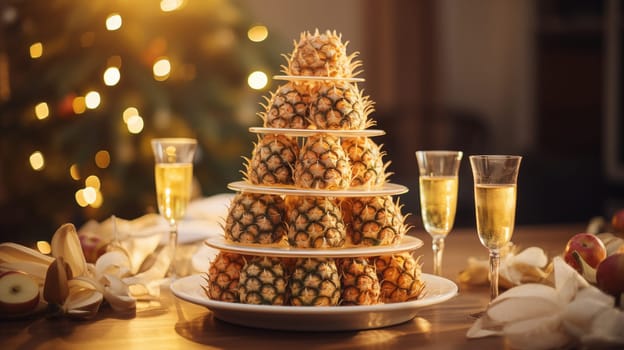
[612,209,624,233]
[596,253,624,304]
[0,271,40,314]
[563,233,607,273]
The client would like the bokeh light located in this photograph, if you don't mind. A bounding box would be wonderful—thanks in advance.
[103,67,121,86]
[29,151,45,171]
[106,13,122,31]
[75,189,88,207]
[247,71,268,90]
[248,25,268,42]
[37,241,52,255]
[35,102,49,120]
[85,175,101,190]
[83,186,97,204]
[127,115,144,134]
[122,107,139,123]
[29,42,43,59]
[85,91,101,109]
[70,164,81,180]
[95,150,110,168]
[160,0,184,12]
[73,96,86,114]
[153,58,171,81]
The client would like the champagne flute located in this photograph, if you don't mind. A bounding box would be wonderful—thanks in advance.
[469,155,522,301]
[415,151,463,276]
[151,138,197,279]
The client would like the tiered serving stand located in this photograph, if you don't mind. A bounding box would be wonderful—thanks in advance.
[171,75,458,331]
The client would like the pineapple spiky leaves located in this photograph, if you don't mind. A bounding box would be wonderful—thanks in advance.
[290,257,341,306]
[239,256,288,305]
[286,196,346,248]
[374,253,425,303]
[204,252,246,302]
[338,257,381,305]
[224,192,287,245]
[244,134,299,186]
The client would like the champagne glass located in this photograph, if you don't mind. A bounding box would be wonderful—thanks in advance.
[470,155,522,301]
[415,151,463,276]
[151,138,197,279]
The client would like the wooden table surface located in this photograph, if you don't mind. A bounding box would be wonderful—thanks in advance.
[0,223,584,350]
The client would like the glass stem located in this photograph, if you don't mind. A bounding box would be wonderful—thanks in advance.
[432,236,445,276]
[489,249,500,301]
[168,222,178,279]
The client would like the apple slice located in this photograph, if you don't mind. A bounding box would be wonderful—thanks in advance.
[0,271,40,314]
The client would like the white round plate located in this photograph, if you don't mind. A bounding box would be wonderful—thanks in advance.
[170,274,458,331]
[248,127,385,138]
[273,75,365,83]
[227,181,409,197]
[204,235,423,258]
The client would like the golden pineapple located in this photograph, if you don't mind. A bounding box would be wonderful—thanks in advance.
[308,81,374,130]
[260,82,311,129]
[290,257,341,306]
[244,134,299,186]
[285,29,361,78]
[285,196,346,248]
[342,137,389,188]
[239,256,288,305]
[294,134,351,190]
[342,196,408,246]
[374,253,424,303]
[204,252,245,302]
[224,192,287,245]
[338,257,380,305]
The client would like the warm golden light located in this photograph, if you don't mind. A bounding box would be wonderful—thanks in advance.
[248,25,268,42]
[73,96,86,114]
[29,151,45,171]
[106,13,122,31]
[85,91,101,109]
[29,42,43,59]
[160,0,184,12]
[122,107,139,123]
[103,67,121,86]
[247,71,268,90]
[37,241,52,255]
[70,164,81,180]
[91,190,103,208]
[127,115,144,134]
[95,150,111,168]
[85,175,101,190]
[83,186,97,204]
[75,189,88,207]
[153,58,171,81]
[35,102,49,120]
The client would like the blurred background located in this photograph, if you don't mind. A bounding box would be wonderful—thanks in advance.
[0,0,622,244]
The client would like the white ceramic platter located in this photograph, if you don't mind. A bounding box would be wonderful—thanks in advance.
[273,75,365,83]
[248,127,385,138]
[171,274,458,331]
[227,181,408,197]
[204,235,423,258]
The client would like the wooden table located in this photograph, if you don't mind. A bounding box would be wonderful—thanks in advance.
[0,224,584,350]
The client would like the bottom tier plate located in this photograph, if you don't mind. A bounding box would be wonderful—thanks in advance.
[171,274,458,331]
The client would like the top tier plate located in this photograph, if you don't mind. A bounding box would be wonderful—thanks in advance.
[227,181,408,197]
[249,127,385,138]
[273,75,365,83]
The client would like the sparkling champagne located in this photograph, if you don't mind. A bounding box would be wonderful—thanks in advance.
[474,184,516,249]
[419,176,458,236]
[155,163,193,224]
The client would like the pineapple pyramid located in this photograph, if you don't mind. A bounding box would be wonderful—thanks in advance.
[207,30,423,307]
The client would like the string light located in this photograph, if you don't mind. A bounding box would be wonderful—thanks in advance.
[247,71,268,90]
[83,186,97,204]
[103,67,121,86]
[248,25,268,42]
[70,164,81,180]
[75,189,88,207]
[29,151,45,171]
[106,13,122,31]
[160,0,184,12]
[29,42,43,59]
[153,58,171,81]
[72,96,86,114]
[122,107,139,123]
[35,102,49,120]
[95,150,110,168]
[127,115,144,134]
[85,175,101,190]
[85,91,101,109]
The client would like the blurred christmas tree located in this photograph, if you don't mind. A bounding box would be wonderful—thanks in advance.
[0,0,279,243]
